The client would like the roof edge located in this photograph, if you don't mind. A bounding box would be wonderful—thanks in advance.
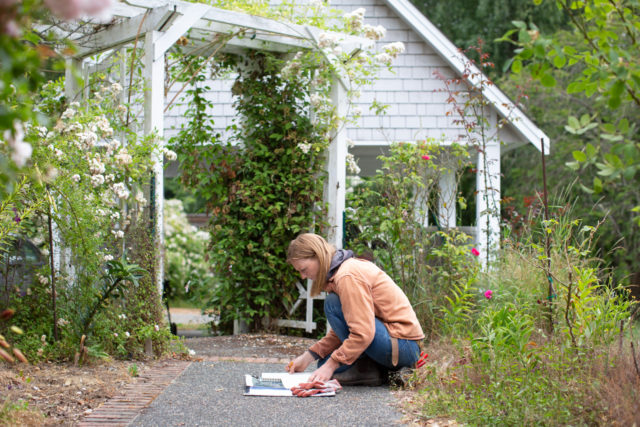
[383,0,551,153]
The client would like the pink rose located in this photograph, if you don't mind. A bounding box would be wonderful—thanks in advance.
[471,247,480,257]
[44,0,113,20]
[484,290,493,300]
[421,155,430,160]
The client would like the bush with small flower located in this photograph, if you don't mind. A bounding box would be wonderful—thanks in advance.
[1,76,168,361]
[346,140,474,336]
[164,199,215,305]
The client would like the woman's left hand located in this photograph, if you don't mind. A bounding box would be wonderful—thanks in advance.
[308,357,339,382]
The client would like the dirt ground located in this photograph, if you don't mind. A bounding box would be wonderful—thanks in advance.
[0,333,316,426]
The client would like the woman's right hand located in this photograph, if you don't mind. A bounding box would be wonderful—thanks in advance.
[286,350,315,373]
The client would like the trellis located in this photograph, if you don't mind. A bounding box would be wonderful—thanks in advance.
[57,0,372,333]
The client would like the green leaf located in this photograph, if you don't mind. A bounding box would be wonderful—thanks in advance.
[579,183,594,194]
[593,177,603,194]
[541,73,557,87]
[567,81,585,94]
[566,161,580,171]
[553,55,566,68]
[567,116,580,129]
[511,59,522,74]
[572,151,587,162]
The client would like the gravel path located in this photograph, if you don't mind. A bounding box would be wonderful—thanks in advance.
[130,360,405,427]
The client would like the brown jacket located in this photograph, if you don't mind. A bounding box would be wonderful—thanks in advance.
[309,258,424,366]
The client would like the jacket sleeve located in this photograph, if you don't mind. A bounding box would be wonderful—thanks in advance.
[328,274,376,366]
[309,329,342,359]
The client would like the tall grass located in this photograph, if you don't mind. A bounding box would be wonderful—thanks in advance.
[403,222,639,425]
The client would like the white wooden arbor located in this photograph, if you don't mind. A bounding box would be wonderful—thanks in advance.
[60,0,371,330]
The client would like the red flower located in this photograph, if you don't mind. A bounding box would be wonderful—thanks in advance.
[421,155,430,160]
[471,247,480,256]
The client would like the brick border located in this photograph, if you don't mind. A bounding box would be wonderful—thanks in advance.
[77,359,191,427]
[77,357,291,426]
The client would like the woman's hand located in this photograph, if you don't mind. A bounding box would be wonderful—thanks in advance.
[308,357,339,382]
[286,350,315,373]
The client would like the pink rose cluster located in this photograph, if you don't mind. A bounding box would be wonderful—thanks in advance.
[44,0,113,20]
[1,0,113,37]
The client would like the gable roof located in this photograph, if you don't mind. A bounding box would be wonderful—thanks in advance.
[383,0,550,153]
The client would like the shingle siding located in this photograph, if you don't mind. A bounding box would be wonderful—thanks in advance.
[164,0,470,153]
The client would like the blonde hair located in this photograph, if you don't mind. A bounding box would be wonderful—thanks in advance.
[287,233,335,297]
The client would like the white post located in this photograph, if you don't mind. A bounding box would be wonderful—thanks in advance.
[438,169,457,229]
[325,77,348,249]
[144,31,165,296]
[475,142,501,268]
[62,58,83,279]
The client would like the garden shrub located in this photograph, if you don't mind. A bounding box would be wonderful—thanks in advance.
[407,207,638,425]
[163,199,215,307]
[346,140,478,337]
[172,51,331,331]
[0,77,174,361]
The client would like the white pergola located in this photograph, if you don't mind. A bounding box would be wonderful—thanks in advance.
[58,0,372,331]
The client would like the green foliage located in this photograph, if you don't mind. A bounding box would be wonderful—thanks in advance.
[500,7,640,286]
[505,0,640,222]
[1,74,170,361]
[411,211,637,425]
[346,140,478,337]
[411,0,568,75]
[172,51,330,329]
[163,199,215,305]
[77,257,146,337]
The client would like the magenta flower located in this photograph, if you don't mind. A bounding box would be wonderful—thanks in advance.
[471,247,480,256]
[484,290,493,300]
[421,155,431,160]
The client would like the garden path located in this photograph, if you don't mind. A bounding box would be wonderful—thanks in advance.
[78,334,409,426]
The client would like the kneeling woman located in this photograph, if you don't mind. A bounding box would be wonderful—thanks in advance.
[285,233,424,385]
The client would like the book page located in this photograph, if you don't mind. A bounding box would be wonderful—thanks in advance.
[260,372,312,389]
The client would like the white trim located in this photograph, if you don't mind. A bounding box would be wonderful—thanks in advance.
[154,3,210,60]
[144,30,166,295]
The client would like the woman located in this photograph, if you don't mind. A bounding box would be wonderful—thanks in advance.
[285,233,424,385]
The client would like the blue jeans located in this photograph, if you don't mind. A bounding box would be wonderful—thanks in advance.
[318,292,420,373]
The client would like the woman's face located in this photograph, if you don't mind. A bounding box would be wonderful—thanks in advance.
[290,257,320,282]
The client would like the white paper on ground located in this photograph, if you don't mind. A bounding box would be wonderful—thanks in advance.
[243,372,336,397]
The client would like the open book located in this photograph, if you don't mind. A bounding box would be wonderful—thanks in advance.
[243,372,336,397]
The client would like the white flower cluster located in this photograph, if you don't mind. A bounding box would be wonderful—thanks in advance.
[93,115,113,137]
[297,142,312,154]
[115,148,132,166]
[383,42,406,57]
[89,155,106,175]
[281,51,304,80]
[2,121,31,167]
[376,42,406,65]
[135,190,147,206]
[346,152,361,175]
[318,32,338,49]
[163,147,177,161]
[343,8,365,31]
[77,130,98,150]
[112,182,130,199]
[363,24,386,40]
